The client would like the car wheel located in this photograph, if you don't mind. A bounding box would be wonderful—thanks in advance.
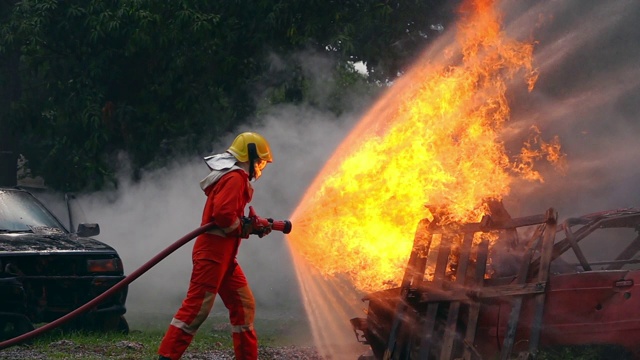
[0,314,35,341]
[99,315,129,334]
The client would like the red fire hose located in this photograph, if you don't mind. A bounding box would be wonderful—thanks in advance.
[0,221,218,350]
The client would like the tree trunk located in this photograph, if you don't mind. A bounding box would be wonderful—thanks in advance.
[0,125,16,187]
[0,50,20,187]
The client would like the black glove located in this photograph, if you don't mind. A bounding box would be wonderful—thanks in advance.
[253,223,272,238]
[240,217,253,239]
[241,217,274,238]
[260,218,274,238]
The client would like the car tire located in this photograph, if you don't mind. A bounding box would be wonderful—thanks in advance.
[98,315,129,334]
[0,314,35,341]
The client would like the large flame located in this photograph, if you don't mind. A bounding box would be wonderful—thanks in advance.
[289,0,562,292]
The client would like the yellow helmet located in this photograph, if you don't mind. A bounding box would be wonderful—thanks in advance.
[227,132,273,180]
[227,132,273,163]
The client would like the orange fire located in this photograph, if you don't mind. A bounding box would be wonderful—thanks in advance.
[288,0,563,292]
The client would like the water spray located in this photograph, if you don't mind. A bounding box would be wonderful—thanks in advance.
[0,214,293,350]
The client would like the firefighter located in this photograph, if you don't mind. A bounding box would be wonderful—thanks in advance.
[158,132,273,360]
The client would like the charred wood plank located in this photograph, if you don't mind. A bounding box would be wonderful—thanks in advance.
[440,232,474,360]
[416,281,546,303]
[463,239,489,360]
[424,213,549,236]
[385,219,433,360]
[528,211,557,353]
[500,220,547,360]
[418,234,452,359]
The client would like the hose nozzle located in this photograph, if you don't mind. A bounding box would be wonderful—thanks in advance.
[247,206,293,236]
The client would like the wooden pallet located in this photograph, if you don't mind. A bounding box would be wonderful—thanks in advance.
[383,205,557,360]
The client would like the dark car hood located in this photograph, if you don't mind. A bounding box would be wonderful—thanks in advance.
[0,232,116,253]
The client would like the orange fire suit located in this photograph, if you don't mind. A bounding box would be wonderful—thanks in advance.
[158,169,257,360]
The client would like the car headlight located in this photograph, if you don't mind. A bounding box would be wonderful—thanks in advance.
[87,258,123,273]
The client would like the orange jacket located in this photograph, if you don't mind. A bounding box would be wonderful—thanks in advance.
[192,169,253,259]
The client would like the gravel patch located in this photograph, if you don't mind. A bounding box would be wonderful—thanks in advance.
[0,343,324,360]
[183,345,323,359]
[0,346,49,360]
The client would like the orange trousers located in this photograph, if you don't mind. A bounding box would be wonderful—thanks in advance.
[158,240,257,360]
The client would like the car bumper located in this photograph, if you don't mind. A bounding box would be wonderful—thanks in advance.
[1,275,128,323]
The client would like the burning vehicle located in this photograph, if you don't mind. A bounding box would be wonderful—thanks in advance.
[350,202,640,359]
[0,187,128,340]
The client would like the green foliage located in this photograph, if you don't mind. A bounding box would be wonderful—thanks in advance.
[2,0,235,190]
[0,0,451,191]
[252,0,456,78]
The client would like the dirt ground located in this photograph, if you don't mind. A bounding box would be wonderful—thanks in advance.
[0,340,324,359]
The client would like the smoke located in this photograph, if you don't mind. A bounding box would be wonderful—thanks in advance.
[498,0,640,220]
[36,54,373,341]
[484,0,640,280]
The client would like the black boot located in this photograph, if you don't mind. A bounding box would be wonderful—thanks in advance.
[158,357,171,360]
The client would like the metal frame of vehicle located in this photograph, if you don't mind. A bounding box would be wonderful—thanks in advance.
[0,187,128,340]
[350,203,640,359]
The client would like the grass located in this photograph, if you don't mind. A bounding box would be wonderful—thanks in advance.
[19,328,235,359]
[9,329,637,360]
[5,316,314,359]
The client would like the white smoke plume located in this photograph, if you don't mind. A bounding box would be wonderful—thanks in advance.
[499,0,640,218]
[76,114,353,322]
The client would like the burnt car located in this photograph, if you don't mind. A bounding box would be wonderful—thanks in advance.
[0,187,128,340]
[351,204,640,359]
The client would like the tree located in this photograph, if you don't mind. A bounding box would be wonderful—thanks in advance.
[0,0,452,192]
[0,0,19,187]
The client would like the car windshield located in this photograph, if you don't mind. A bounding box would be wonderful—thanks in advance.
[0,189,67,232]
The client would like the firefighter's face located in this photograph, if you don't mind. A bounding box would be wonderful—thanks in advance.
[253,159,267,180]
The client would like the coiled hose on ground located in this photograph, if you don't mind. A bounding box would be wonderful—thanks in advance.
[0,221,217,350]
